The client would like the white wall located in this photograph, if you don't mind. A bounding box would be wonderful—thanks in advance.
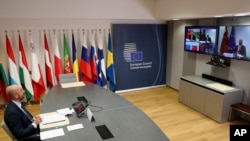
[156,0,250,20]
[0,0,156,20]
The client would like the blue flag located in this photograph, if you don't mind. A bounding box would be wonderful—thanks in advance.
[227,26,236,53]
[106,32,116,91]
[97,31,107,87]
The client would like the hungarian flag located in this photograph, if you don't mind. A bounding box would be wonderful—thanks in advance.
[106,32,116,91]
[90,31,98,83]
[220,26,228,54]
[18,34,34,101]
[30,34,46,101]
[72,33,79,81]
[63,33,72,73]
[97,30,107,86]
[79,31,92,82]
[0,62,9,102]
[44,33,55,88]
[6,34,21,86]
[53,32,63,84]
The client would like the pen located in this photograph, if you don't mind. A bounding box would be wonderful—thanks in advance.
[56,126,64,128]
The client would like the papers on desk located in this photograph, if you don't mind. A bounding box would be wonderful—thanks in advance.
[40,112,70,129]
[61,81,85,88]
[57,107,74,116]
[67,124,84,131]
[40,128,65,140]
[42,114,66,125]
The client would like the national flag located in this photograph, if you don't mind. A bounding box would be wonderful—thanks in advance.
[79,30,92,82]
[227,26,236,53]
[44,32,55,88]
[72,32,79,81]
[29,34,46,101]
[53,32,63,84]
[6,34,21,86]
[106,32,116,91]
[220,26,228,54]
[97,30,107,86]
[0,62,9,102]
[63,33,73,73]
[18,34,34,101]
[90,31,98,83]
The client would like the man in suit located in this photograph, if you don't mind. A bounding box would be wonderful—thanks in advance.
[188,30,196,41]
[4,85,42,141]
[235,39,246,57]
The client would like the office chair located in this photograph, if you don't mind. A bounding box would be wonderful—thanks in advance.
[59,73,77,84]
[1,120,17,141]
[1,120,39,141]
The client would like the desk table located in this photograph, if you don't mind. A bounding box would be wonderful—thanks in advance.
[40,83,169,141]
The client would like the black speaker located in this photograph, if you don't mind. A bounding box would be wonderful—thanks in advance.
[202,73,233,86]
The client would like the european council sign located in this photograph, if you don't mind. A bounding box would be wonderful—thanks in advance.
[112,24,167,91]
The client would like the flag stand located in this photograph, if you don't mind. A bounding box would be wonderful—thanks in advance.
[27,101,31,106]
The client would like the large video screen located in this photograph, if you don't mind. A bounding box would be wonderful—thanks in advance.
[217,26,250,61]
[184,26,218,55]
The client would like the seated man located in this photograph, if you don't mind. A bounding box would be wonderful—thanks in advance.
[4,85,42,141]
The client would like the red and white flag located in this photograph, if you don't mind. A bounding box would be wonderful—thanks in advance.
[29,33,45,101]
[44,33,55,88]
[53,32,63,84]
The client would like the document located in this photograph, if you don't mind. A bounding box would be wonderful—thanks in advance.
[42,114,66,125]
[67,124,84,131]
[40,128,65,140]
[39,112,70,129]
[61,81,85,88]
[57,107,74,116]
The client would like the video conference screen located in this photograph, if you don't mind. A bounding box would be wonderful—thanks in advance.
[184,26,218,55]
[217,26,250,61]
[184,25,250,61]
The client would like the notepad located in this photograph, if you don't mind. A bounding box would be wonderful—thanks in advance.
[40,128,65,140]
[42,114,66,125]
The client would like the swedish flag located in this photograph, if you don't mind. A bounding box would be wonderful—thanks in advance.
[106,32,116,91]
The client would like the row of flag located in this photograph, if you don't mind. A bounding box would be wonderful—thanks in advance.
[0,30,116,103]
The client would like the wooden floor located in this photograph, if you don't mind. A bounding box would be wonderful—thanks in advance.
[0,86,248,141]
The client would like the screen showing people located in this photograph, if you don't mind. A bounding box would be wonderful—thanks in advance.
[218,26,249,60]
[184,26,217,55]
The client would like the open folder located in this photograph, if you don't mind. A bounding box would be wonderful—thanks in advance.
[40,112,70,129]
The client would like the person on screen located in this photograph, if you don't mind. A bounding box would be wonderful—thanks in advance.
[206,35,212,43]
[200,29,206,41]
[4,85,41,141]
[235,39,246,57]
[188,30,196,41]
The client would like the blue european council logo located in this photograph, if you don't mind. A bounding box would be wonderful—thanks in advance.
[131,52,143,62]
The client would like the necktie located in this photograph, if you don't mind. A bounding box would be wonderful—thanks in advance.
[21,105,33,121]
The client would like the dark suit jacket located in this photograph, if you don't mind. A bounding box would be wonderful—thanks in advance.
[188,34,196,41]
[236,45,246,57]
[4,101,40,141]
